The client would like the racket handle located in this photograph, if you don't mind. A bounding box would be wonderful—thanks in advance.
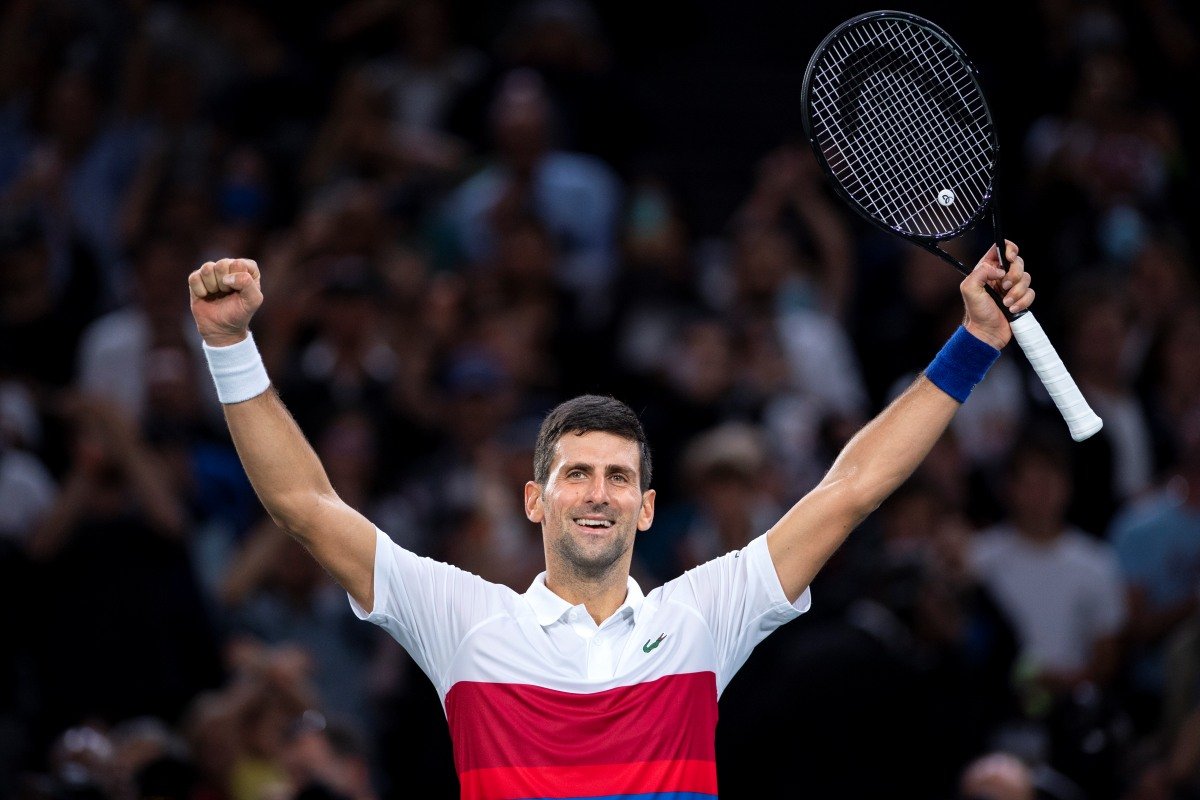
[1009,313,1103,441]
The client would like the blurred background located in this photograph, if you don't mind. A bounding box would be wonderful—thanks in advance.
[1,0,1198,798]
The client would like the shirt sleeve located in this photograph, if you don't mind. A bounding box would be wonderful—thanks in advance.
[347,528,511,694]
[667,532,811,694]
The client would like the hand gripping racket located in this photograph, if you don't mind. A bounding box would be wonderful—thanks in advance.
[801,10,1103,441]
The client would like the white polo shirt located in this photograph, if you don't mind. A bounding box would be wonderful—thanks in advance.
[350,528,810,800]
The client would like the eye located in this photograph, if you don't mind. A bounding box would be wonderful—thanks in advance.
[567,469,586,479]
[610,473,628,484]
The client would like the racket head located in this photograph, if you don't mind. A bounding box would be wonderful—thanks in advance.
[801,10,999,249]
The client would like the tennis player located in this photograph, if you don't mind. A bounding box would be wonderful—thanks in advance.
[189,242,1032,799]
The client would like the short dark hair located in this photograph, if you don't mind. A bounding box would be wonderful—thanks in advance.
[533,395,652,491]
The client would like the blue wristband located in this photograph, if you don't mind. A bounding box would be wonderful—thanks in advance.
[923,326,1001,403]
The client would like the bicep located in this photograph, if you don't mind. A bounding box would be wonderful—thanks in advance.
[296,495,379,611]
[766,377,960,602]
[765,478,866,603]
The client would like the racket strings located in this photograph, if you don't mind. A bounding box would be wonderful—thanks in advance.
[876,23,994,223]
[858,48,985,230]
[867,24,992,215]
[832,29,960,219]
[824,22,989,227]
[808,17,996,237]
[840,25,987,229]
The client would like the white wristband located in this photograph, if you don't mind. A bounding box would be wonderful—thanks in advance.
[202,332,271,404]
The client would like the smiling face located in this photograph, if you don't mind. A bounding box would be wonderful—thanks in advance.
[525,430,656,584]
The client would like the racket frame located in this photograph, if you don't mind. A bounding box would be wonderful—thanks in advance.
[801,9,1012,307]
[800,10,1104,441]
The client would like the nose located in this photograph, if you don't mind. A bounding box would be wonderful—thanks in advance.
[584,474,610,505]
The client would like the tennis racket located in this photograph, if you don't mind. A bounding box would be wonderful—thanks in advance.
[801,10,1103,442]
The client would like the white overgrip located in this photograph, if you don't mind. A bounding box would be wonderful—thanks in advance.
[1009,313,1103,441]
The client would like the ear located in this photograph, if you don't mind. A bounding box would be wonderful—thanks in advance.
[524,481,544,524]
[636,488,656,532]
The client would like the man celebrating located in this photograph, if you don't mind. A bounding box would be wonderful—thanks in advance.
[189,243,1032,798]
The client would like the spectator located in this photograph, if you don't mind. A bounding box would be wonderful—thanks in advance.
[0,208,101,393]
[728,223,869,423]
[0,398,57,545]
[1138,303,1200,476]
[970,435,1127,702]
[636,316,749,498]
[1110,427,1200,734]
[970,432,1131,796]
[26,396,222,762]
[3,66,150,308]
[1126,230,1199,397]
[1060,285,1158,534]
[271,258,399,440]
[439,415,546,591]
[218,519,385,743]
[729,142,856,319]
[445,0,639,171]
[439,67,622,325]
[74,235,220,427]
[1024,46,1182,273]
[657,421,783,577]
[280,714,378,800]
[356,0,484,181]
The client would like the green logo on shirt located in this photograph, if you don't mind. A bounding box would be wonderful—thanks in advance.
[643,633,667,653]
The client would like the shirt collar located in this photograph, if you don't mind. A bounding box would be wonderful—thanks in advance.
[524,572,646,627]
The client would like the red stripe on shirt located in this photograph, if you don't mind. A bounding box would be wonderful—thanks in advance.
[445,672,719,772]
[458,758,719,799]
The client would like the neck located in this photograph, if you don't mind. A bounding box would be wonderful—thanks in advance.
[544,566,630,625]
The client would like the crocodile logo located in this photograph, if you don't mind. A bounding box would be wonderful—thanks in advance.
[643,633,667,653]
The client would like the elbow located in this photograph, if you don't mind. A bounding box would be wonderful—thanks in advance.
[264,508,304,542]
[265,489,338,544]
[821,466,884,523]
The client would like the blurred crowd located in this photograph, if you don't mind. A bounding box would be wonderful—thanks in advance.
[1,0,1198,799]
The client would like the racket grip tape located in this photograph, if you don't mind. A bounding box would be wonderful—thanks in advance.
[1009,313,1104,441]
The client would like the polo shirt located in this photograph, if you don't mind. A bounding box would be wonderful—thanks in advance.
[350,527,811,799]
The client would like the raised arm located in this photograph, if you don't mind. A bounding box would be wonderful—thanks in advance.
[766,243,1033,602]
[187,258,377,609]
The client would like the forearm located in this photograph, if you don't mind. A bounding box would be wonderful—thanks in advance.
[768,375,960,600]
[825,374,960,512]
[768,326,999,601]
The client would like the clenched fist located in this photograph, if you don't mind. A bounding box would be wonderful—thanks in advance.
[188,258,263,347]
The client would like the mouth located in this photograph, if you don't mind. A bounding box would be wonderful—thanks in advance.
[572,516,615,532]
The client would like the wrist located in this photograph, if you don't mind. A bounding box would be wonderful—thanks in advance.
[201,329,249,348]
[964,319,1008,351]
[923,325,1001,403]
[202,331,271,403]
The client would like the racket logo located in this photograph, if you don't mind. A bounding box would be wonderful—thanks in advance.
[937,189,956,206]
